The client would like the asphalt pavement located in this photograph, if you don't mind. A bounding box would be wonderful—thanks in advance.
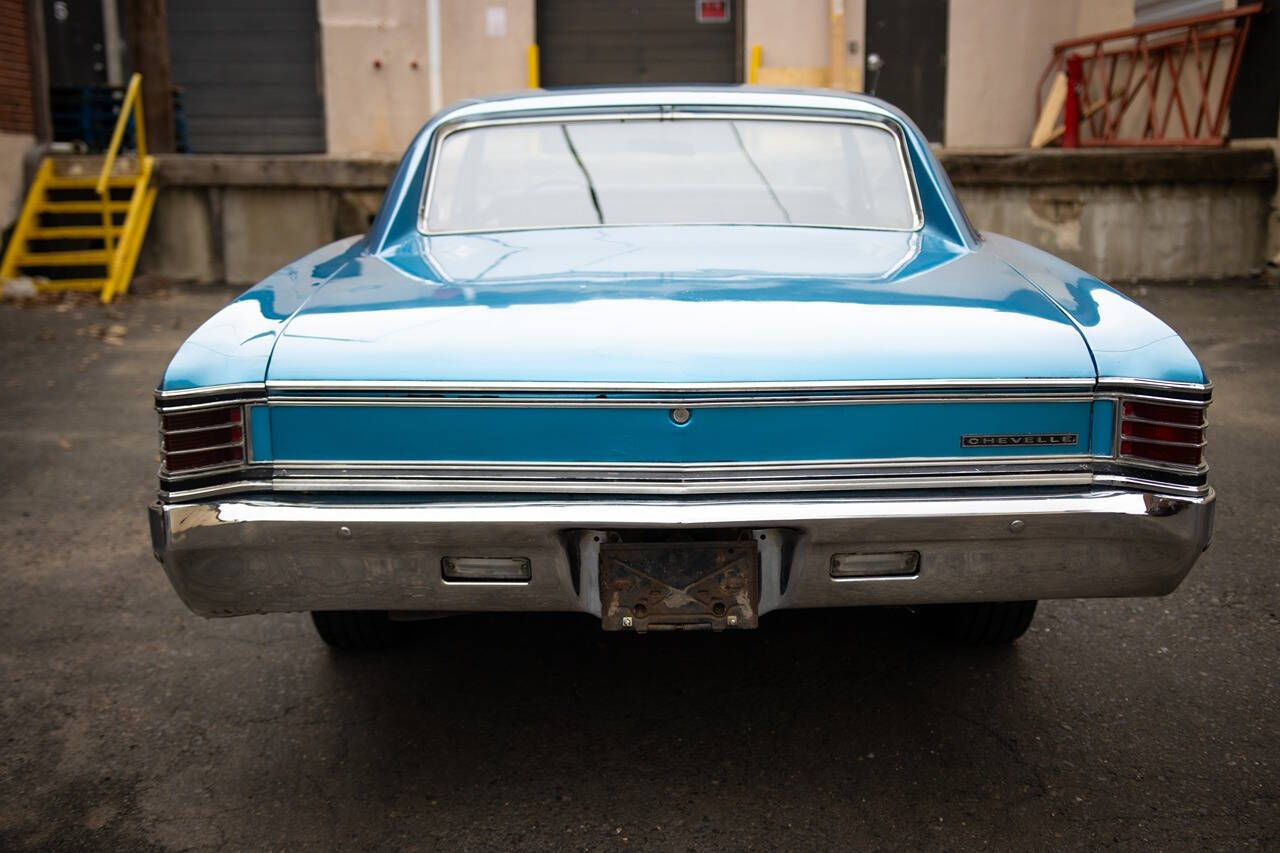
[0,281,1276,851]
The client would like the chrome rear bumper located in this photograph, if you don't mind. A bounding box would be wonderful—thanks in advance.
[149,489,1215,618]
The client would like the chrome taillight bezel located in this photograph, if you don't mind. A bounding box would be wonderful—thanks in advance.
[158,403,248,476]
[1116,396,1208,471]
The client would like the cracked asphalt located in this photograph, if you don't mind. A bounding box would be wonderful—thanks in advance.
[0,281,1276,851]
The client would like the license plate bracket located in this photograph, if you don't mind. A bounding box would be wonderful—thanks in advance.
[599,540,759,632]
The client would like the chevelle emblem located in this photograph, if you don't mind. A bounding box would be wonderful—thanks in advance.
[961,433,1079,448]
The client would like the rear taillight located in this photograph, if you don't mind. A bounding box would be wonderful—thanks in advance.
[1119,399,1206,468]
[159,405,245,473]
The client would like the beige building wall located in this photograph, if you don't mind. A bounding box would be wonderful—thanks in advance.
[319,0,533,156]
[945,0,1134,147]
[440,0,534,105]
[317,0,1223,154]
[745,0,865,90]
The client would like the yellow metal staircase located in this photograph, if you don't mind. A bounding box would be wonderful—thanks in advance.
[1,73,157,304]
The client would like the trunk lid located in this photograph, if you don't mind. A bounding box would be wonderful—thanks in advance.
[258,226,1102,473]
[266,226,1096,385]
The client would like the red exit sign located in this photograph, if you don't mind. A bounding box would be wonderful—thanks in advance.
[696,1,730,24]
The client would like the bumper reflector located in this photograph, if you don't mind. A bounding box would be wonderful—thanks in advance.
[830,551,920,579]
[442,556,532,582]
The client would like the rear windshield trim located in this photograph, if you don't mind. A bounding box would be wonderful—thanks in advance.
[416,111,924,236]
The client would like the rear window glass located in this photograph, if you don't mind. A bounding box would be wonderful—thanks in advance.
[423,118,918,233]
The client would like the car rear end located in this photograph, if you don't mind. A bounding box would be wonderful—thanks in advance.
[149,378,1214,631]
[146,89,1215,640]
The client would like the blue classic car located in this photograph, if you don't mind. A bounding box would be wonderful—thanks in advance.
[148,88,1214,650]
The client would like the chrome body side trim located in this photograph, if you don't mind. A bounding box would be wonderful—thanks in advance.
[161,457,1101,500]
[150,379,1208,405]
[149,488,1216,618]
[268,455,1095,474]
[1091,474,1209,497]
[155,383,268,401]
[263,392,1096,408]
[156,396,267,414]
[262,378,1098,394]
[265,472,1096,496]
[1096,377,1212,395]
[156,471,1209,502]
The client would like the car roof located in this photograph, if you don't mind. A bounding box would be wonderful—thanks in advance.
[433,85,902,124]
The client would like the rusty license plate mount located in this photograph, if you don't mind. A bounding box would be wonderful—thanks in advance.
[599,540,759,632]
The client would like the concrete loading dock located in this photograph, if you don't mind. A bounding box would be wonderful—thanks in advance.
[132,145,1278,285]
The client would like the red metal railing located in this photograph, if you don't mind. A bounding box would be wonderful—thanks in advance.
[1035,4,1264,147]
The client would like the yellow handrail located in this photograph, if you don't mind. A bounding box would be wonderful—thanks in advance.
[99,156,154,303]
[96,72,146,258]
[0,159,53,279]
[2,72,155,302]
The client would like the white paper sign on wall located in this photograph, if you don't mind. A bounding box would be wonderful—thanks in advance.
[485,6,508,38]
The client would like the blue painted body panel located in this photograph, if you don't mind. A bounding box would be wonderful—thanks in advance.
[160,236,364,390]
[1091,399,1116,456]
[158,88,1202,471]
[268,400,1093,463]
[985,233,1206,384]
[247,404,272,461]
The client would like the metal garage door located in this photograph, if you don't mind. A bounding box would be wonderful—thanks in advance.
[537,0,742,86]
[166,0,325,153]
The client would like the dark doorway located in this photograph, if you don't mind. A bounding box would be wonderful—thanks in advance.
[537,0,742,87]
[1228,5,1280,139]
[43,0,108,87]
[864,0,948,142]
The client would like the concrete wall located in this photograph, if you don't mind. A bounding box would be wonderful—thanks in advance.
[945,0,1133,147]
[948,147,1275,280]
[0,0,36,234]
[0,131,34,233]
[136,156,386,283]
[134,147,1276,286]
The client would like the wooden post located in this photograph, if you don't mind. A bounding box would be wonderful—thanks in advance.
[125,0,175,153]
[828,0,846,89]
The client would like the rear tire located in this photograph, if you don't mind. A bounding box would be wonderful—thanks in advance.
[921,600,1038,645]
[310,610,416,651]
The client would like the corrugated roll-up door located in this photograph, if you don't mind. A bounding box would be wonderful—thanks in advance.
[537,0,741,86]
[166,0,326,153]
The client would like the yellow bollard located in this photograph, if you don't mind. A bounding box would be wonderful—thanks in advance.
[527,44,540,89]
